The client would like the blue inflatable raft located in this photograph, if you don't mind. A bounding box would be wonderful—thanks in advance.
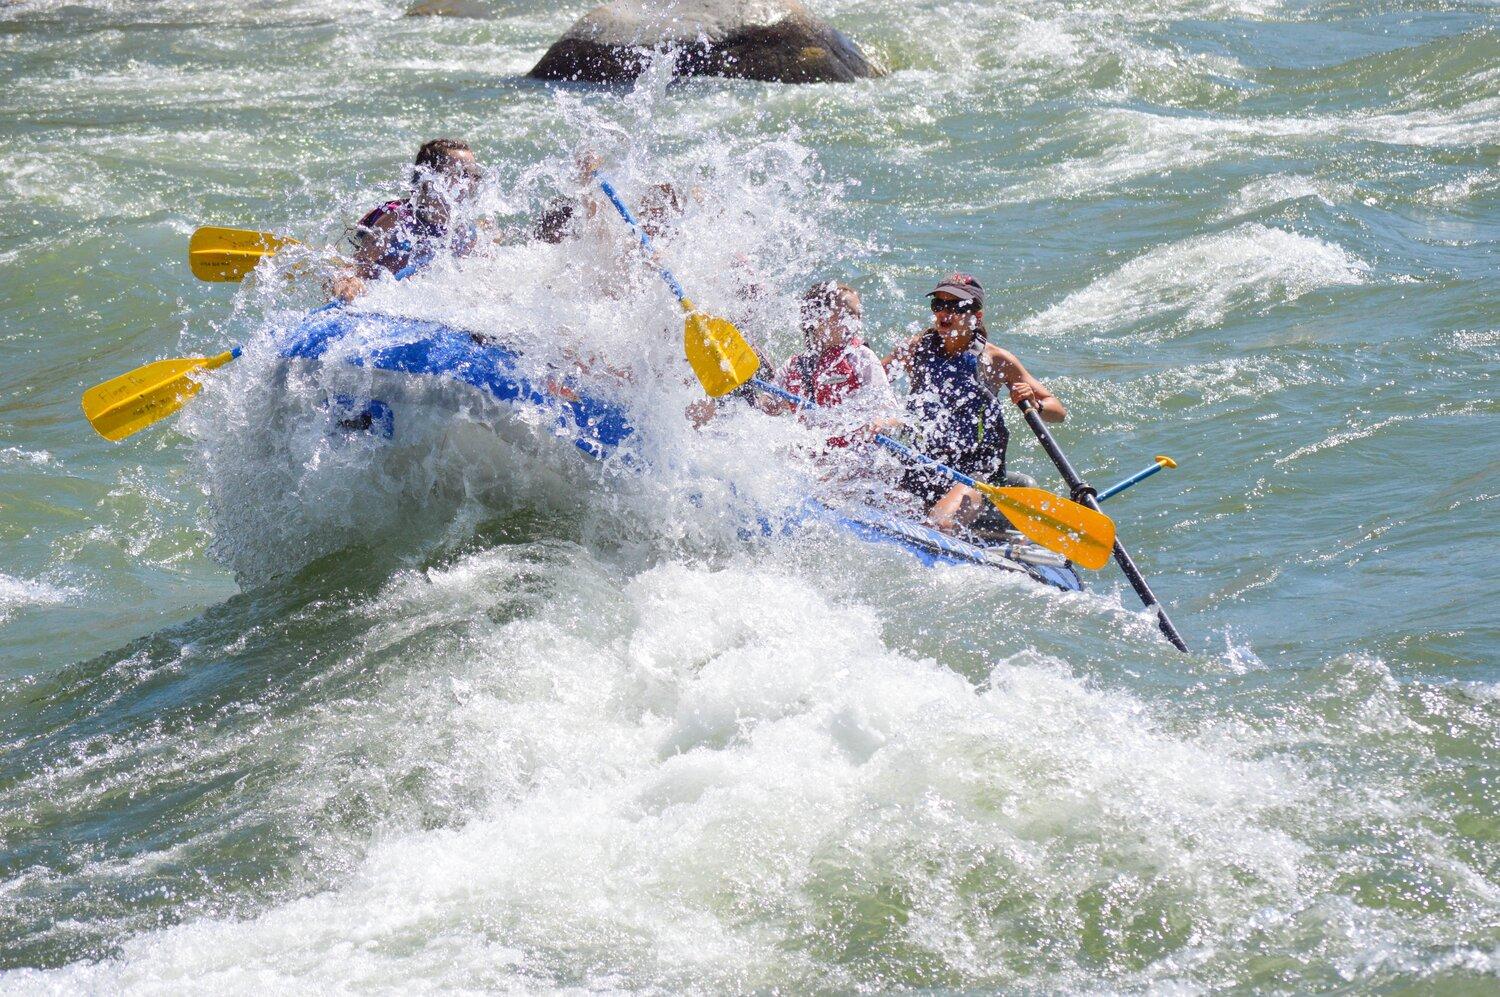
[278,310,1084,593]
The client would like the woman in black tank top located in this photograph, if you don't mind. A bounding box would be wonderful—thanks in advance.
[882,274,1066,532]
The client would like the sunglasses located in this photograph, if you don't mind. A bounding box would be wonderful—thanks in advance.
[421,160,484,184]
[931,297,979,315]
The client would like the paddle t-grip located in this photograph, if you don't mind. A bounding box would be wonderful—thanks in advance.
[1098,456,1176,503]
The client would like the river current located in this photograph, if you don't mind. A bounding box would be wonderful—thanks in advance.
[0,0,1495,990]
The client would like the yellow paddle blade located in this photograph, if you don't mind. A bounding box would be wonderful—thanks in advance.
[975,483,1117,570]
[81,350,238,441]
[684,310,760,397]
[188,226,297,282]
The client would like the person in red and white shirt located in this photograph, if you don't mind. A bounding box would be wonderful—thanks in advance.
[758,281,901,447]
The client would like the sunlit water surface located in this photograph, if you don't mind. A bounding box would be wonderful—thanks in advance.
[0,0,1495,990]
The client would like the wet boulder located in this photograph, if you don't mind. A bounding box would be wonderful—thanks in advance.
[528,1,884,85]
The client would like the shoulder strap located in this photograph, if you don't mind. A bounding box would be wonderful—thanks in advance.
[794,352,818,407]
[909,330,940,392]
[357,199,408,231]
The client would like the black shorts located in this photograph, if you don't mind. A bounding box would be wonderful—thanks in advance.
[897,467,955,507]
[897,454,1005,507]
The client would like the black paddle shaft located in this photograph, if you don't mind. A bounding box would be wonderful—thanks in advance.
[1018,403,1190,653]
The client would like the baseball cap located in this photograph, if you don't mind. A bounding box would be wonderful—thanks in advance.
[925,273,984,306]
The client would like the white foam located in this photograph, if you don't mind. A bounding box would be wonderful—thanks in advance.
[0,573,76,625]
[1421,171,1498,207]
[0,447,53,466]
[1218,174,1356,220]
[180,91,851,584]
[9,559,1313,991]
[0,0,406,21]
[1017,224,1367,339]
[999,99,1500,203]
[1276,412,1419,467]
[1345,95,1500,149]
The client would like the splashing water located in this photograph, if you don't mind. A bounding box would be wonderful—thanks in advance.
[0,0,1495,990]
[178,72,863,585]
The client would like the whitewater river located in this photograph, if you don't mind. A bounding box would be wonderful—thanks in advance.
[1,0,1495,990]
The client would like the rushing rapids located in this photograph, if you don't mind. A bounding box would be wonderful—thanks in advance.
[0,0,1495,990]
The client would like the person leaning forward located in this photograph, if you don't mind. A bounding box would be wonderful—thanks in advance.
[328,138,487,302]
[758,281,901,447]
[883,273,1065,533]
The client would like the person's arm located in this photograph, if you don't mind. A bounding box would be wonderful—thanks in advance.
[755,359,797,415]
[685,398,718,428]
[327,270,364,303]
[853,346,899,416]
[571,149,606,223]
[982,345,1065,423]
[475,217,506,246]
[687,352,784,428]
[327,212,398,302]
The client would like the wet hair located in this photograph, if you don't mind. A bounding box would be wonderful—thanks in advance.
[800,281,861,337]
[411,138,473,184]
[531,197,575,244]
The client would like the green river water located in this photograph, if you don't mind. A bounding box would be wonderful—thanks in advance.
[0,0,1496,990]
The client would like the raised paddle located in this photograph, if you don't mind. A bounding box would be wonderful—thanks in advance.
[594,177,761,397]
[189,226,298,282]
[83,265,418,441]
[1016,402,1189,651]
[749,377,1116,569]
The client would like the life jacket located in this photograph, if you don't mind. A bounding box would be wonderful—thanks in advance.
[781,339,874,448]
[352,199,476,277]
[907,328,1009,481]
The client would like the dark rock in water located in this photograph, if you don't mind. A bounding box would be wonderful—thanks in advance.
[528,1,884,85]
[406,0,495,16]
